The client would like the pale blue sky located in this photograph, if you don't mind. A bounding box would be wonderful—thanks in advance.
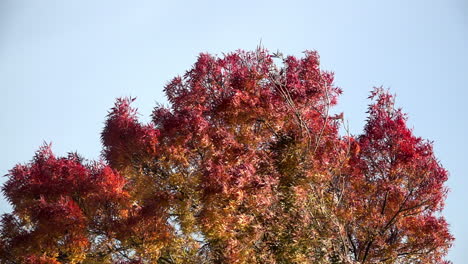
[1,0,466,262]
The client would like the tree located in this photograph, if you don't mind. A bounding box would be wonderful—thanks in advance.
[1,49,453,264]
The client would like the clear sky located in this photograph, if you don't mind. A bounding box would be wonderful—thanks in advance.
[1,0,466,262]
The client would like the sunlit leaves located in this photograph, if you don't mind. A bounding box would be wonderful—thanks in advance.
[0,50,452,263]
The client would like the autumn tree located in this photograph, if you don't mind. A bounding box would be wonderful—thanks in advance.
[0,49,453,264]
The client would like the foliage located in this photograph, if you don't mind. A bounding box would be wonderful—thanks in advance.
[0,49,453,263]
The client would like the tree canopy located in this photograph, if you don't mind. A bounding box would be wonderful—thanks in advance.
[0,49,453,263]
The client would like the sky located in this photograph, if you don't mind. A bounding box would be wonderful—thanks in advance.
[0,0,466,262]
